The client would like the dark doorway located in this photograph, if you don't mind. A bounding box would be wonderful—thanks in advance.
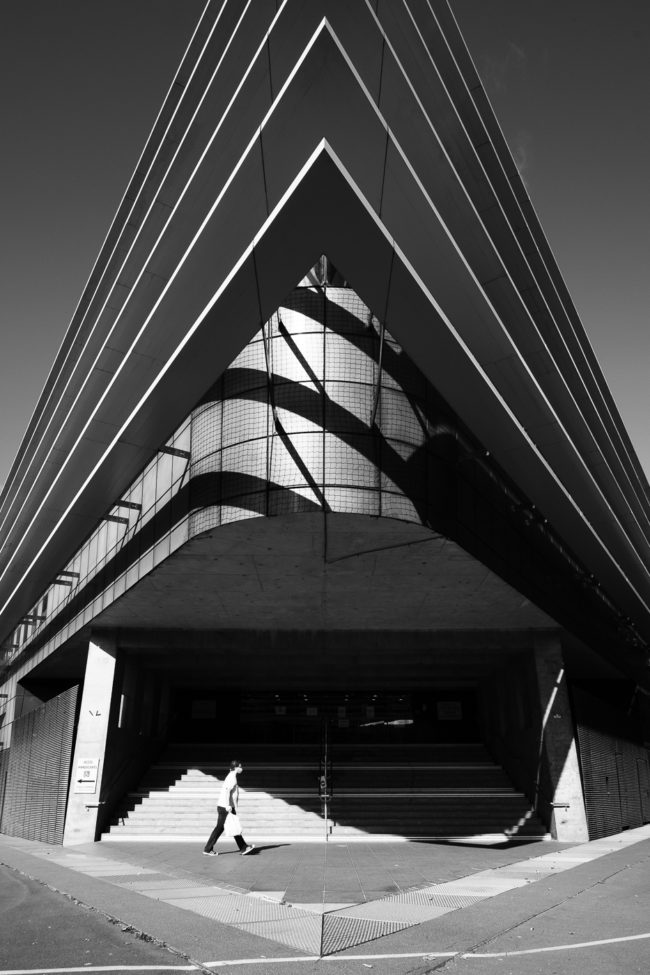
[169,687,479,745]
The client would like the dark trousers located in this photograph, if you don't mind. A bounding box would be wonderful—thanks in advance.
[204,806,247,852]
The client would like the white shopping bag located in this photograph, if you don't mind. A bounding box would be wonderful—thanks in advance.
[225,812,242,836]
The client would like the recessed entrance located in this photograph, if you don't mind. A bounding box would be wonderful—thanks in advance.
[106,680,549,842]
[170,686,480,745]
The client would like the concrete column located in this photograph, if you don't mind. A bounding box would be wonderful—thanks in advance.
[63,636,117,846]
[533,633,589,842]
[0,673,18,751]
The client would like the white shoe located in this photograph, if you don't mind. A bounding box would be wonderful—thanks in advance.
[203,850,218,856]
[241,844,255,856]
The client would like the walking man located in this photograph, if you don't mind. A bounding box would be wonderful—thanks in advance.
[203,759,254,856]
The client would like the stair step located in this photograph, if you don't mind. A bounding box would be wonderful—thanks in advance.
[103,741,547,841]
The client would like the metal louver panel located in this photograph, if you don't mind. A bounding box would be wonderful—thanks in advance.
[0,685,78,843]
[0,746,9,827]
[572,685,650,839]
[637,758,650,823]
[577,724,623,838]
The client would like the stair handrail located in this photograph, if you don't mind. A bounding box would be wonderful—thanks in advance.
[319,719,333,840]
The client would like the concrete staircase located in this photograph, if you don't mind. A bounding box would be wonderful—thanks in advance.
[102,742,549,842]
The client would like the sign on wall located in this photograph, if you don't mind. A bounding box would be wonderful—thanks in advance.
[73,757,100,794]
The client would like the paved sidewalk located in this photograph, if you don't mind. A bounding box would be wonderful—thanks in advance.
[1,826,649,968]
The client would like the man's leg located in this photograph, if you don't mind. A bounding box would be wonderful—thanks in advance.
[204,807,228,852]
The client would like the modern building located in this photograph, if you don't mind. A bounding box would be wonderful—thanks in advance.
[1,1,649,848]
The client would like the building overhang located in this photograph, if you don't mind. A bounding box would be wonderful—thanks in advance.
[1,5,649,674]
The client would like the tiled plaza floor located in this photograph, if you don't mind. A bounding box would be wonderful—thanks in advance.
[3,828,650,958]
[88,835,562,908]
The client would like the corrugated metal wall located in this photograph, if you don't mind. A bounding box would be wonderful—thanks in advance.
[573,686,650,839]
[0,685,78,843]
[0,746,8,829]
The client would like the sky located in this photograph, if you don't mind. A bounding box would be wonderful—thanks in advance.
[0,0,648,490]
[452,0,650,479]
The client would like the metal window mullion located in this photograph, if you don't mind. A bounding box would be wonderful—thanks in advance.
[322,283,327,511]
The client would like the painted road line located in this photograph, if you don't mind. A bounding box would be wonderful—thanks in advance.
[4,936,648,975]
[202,952,458,966]
[0,967,200,974]
[0,960,457,975]
[464,930,650,957]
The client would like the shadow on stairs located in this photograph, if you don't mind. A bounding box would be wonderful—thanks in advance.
[102,741,549,842]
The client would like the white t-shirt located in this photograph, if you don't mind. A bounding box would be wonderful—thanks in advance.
[218,770,239,809]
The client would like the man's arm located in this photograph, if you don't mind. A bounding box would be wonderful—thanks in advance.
[228,781,237,812]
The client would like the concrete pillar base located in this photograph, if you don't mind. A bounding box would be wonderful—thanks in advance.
[533,634,589,842]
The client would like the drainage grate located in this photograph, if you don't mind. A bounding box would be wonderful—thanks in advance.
[321,913,415,955]
[235,914,323,954]
[335,900,451,923]
[417,891,484,910]
[380,887,484,909]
